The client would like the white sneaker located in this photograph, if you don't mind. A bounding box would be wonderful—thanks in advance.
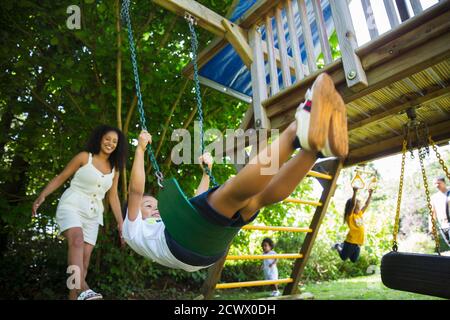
[271,290,281,297]
[77,289,103,300]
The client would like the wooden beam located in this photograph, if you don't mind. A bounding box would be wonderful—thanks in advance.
[264,5,450,128]
[298,0,317,74]
[361,0,379,39]
[221,19,253,68]
[284,159,343,295]
[346,120,450,167]
[329,0,368,91]
[286,0,306,80]
[357,5,450,73]
[249,25,270,129]
[349,86,450,131]
[153,0,246,37]
[275,4,293,88]
[339,26,450,104]
[201,246,230,299]
[384,0,401,28]
[312,0,333,64]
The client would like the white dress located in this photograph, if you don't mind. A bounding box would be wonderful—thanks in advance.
[56,153,114,245]
[263,250,279,281]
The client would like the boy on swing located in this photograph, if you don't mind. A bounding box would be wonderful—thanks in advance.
[122,73,349,271]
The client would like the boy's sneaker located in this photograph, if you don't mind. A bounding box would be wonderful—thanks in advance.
[295,73,336,153]
[331,243,342,252]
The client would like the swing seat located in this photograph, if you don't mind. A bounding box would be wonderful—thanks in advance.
[381,251,450,299]
[157,178,241,257]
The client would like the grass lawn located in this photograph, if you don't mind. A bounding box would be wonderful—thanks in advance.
[212,274,442,300]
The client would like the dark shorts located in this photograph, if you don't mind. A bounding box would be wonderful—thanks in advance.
[338,241,361,263]
[164,185,260,267]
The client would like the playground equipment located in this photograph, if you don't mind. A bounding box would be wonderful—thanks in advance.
[124,0,450,299]
[351,167,378,190]
[381,109,450,299]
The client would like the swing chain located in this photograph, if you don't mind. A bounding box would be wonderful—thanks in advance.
[121,0,164,186]
[392,139,407,252]
[186,15,218,187]
[429,137,450,181]
[418,145,441,255]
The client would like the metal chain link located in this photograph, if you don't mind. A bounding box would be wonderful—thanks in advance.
[186,15,218,187]
[429,137,450,181]
[392,139,407,252]
[418,145,440,254]
[121,0,163,187]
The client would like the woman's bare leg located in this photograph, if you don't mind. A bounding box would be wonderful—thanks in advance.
[82,243,95,291]
[64,228,85,300]
[208,122,299,218]
[240,149,317,220]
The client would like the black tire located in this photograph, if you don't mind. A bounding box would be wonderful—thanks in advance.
[381,251,450,299]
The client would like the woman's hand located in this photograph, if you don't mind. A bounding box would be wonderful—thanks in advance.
[198,152,213,173]
[32,195,45,217]
[137,130,152,152]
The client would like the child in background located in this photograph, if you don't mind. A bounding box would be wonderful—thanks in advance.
[262,237,280,297]
[333,187,374,263]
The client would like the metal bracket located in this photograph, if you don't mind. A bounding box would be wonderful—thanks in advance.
[184,12,197,25]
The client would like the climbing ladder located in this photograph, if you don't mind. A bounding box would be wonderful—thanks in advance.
[200,159,342,299]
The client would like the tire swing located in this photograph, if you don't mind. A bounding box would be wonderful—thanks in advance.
[380,109,450,299]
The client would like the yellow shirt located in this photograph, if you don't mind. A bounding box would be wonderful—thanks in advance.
[345,210,366,245]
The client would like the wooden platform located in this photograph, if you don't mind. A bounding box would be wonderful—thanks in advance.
[254,1,450,167]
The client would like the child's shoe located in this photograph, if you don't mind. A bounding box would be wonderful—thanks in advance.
[271,290,281,297]
[323,90,349,159]
[295,73,336,152]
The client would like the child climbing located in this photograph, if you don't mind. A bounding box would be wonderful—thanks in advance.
[261,237,280,297]
[333,187,374,263]
[32,125,128,300]
[123,73,349,271]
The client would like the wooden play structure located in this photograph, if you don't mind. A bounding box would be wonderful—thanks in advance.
[146,0,450,299]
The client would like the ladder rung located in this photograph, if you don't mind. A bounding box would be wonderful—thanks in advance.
[284,198,322,206]
[216,278,294,289]
[308,170,333,180]
[226,253,303,260]
[241,225,312,233]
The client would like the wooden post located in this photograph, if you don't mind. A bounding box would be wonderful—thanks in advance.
[249,24,270,129]
[361,0,379,39]
[200,248,230,299]
[330,0,368,91]
[284,159,343,295]
[275,5,293,88]
[265,14,280,96]
[312,0,333,64]
[410,0,423,15]
[297,0,317,74]
[383,0,400,28]
[221,19,254,68]
[396,0,411,22]
[285,0,305,82]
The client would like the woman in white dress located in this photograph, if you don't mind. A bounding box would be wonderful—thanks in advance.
[32,125,127,300]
